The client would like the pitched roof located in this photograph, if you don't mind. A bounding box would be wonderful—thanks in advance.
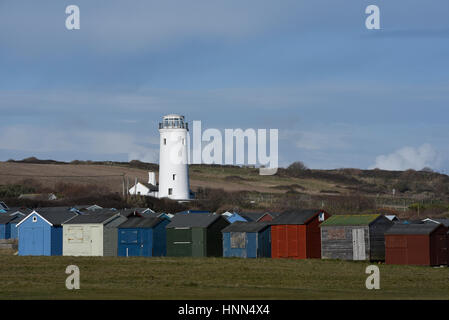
[167,213,222,228]
[423,218,449,228]
[320,214,381,227]
[240,212,267,222]
[270,209,323,225]
[64,211,120,224]
[7,207,32,215]
[30,207,78,226]
[118,217,164,229]
[0,202,9,210]
[385,223,442,235]
[221,221,270,233]
[0,215,17,224]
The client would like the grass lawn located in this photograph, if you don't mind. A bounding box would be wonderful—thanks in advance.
[1,255,449,300]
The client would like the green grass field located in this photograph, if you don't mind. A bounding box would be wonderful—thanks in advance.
[1,255,449,300]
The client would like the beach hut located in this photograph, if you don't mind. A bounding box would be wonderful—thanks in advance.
[385,223,448,266]
[118,214,170,257]
[0,215,16,239]
[222,221,271,258]
[166,214,229,257]
[270,209,329,259]
[16,207,77,256]
[0,209,27,239]
[320,214,393,261]
[62,210,126,256]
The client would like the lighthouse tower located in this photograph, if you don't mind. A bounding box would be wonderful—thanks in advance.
[158,114,190,200]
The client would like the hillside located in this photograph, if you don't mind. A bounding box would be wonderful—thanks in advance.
[1,159,449,217]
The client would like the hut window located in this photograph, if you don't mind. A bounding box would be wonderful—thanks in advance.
[168,188,173,195]
[32,216,37,223]
[230,232,246,249]
[164,138,167,145]
[173,174,176,181]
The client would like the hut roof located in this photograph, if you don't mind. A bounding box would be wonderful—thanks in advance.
[0,215,17,224]
[270,209,323,225]
[167,213,221,228]
[221,221,269,233]
[423,218,449,228]
[64,211,119,224]
[240,212,268,222]
[27,207,78,226]
[118,217,164,229]
[385,223,441,235]
[320,214,381,227]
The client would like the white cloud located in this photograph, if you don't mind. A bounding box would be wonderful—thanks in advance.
[370,144,439,171]
[0,125,159,163]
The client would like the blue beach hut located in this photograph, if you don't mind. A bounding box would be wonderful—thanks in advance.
[222,221,271,258]
[16,208,77,256]
[118,214,170,257]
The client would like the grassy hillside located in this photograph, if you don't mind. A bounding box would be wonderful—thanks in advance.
[0,254,448,300]
[1,159,449,217]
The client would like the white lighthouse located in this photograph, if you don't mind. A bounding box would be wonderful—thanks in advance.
[158,114,191,200]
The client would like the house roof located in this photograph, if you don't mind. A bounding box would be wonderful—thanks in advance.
[64,211,120,224]
[385,223,442,235]
[167,213,222,228]
[270,209,323,225]
[132,182,158,192]
[18,207,78,226]
[118,217,164,229]
[221,221,270,233]
[320,214,381,227]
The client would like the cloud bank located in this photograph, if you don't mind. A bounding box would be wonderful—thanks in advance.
[370,144,439,171]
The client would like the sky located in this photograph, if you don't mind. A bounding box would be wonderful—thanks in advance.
[1,0,449,172]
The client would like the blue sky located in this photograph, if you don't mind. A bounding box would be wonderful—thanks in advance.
[1,1,449,171]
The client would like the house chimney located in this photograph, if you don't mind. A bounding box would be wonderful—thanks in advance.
[148,172,156,185]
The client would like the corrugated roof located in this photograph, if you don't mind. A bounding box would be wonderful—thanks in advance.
[270,209,322,225]
[320,214,380,226]
[64,211,119,224]
[166,213,221,228]
[118,217,164,229]
[385,223,441,235]
[221,221,269,233]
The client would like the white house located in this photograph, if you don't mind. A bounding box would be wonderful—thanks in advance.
[129,172,158,197]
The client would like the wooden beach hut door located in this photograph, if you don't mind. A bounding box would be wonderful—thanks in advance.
[192,228,205,257]
[352,229,366,260]
[90,226,102,256]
